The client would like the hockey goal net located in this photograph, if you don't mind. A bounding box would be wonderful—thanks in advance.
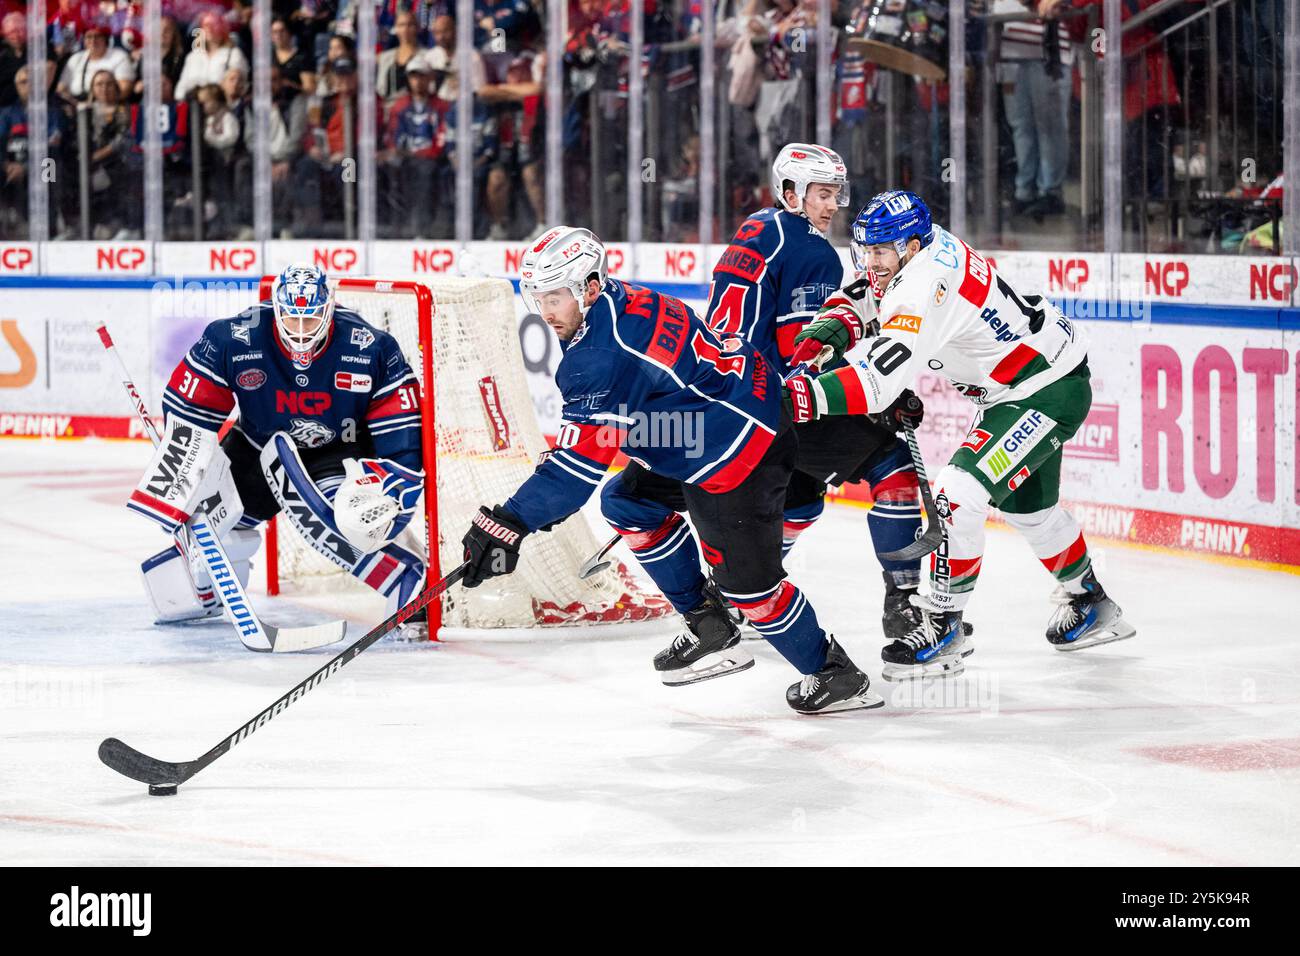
[261,275,672,636]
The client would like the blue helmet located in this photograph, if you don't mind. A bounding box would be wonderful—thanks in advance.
[850,191,934,271]
[272,263,335,366]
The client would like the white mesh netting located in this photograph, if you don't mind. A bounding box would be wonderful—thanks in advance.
[271,276,673,633]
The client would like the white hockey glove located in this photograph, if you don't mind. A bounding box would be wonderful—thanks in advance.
[333,457,424,554]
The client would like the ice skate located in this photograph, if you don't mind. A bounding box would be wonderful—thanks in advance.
[1047,570,1136,651]
[881,593,972,681]
[654,581,753,685]
[786,636,884,714]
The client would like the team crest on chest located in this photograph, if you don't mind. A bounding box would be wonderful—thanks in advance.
[288,418,336,448]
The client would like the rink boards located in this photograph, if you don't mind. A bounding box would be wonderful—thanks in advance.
[0,243,1297,568]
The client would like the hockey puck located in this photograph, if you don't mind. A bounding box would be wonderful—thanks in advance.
[148,784,178,796]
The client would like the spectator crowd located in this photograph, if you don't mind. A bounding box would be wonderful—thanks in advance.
[0,0,1286,251]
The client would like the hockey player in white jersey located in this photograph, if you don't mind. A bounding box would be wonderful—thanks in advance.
[785,191,1135,679]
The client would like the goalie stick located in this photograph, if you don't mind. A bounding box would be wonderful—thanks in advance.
[96,323,346,653]
[98,562,468,794]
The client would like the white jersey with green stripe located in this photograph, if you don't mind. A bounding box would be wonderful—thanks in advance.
[833,225,1089,411]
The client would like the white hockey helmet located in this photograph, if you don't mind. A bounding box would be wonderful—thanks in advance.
[771,143,850,215]
[271,263,335,367]
[518,226,608,317]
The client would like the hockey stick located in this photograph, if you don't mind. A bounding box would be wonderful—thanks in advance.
[578,533,620,580]
[878,421,944,561]
[98,562,469,794]
[782,345,941,561]
[97,323,346,653]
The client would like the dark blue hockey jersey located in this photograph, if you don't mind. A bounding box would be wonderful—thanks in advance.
[162,304,423,472]
[504,279,781,533]
[705,207,844,376]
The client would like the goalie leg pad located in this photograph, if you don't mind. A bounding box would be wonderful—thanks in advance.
[260,432,368,573]
[141,545,221,625]
[362,542,425,612]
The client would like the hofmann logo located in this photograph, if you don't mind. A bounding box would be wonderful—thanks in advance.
[50,886,151,936]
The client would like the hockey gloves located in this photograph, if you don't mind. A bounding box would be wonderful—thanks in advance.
[790,306,864,369]
[871,388,924,432]
[462,505,529,588]
[783,372,821,424]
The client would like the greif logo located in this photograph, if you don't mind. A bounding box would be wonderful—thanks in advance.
[50,886,151,936]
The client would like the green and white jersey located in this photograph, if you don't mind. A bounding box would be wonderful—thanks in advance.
[819,225,1090,414]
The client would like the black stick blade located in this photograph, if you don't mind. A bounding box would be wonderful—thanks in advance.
[98,737,194,787]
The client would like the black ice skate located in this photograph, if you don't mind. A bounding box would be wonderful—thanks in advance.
[786,636,885,715]
[882,572,975,644]
[1047,570,1136,651]
[654,581,753,685]
[881,594,972,681]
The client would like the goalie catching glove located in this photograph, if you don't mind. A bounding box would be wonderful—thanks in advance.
[461,505,528,588]
[333,457,424,554]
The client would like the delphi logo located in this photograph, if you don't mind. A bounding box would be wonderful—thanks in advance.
[50,886,151,936]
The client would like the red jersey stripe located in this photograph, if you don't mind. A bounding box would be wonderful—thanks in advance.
[990,343,1041,385]
[699,426,774,493]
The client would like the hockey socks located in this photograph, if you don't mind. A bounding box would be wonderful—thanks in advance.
[782,500,823,559]
[722,580,828,674]
[1003,506,1094,592]
[864,441,923,583]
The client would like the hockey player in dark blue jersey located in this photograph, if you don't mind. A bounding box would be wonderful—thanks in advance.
[129,264,427,631]
[605,143,931,644]
[458,226,884,714]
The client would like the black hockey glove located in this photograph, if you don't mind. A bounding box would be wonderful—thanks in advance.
[871,389,924,432]
[462,505,529,588]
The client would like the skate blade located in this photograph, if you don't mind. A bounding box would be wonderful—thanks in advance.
[793,690,886,715]
[882,656,967,682]
[1053,619,1136,652]
[660,649,755,686]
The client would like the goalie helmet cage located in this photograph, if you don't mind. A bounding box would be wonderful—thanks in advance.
[258,274,673,638]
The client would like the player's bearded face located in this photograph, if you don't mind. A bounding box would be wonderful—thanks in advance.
[863,243,904,289]
[535,289,584,341]
[801,184,842,233]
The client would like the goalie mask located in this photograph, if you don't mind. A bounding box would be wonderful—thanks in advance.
[518,226,608,318]
[272,263,336,368]
[771,143,850,216]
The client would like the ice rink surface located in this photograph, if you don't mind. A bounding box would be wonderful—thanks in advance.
[2,440,1298,866]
